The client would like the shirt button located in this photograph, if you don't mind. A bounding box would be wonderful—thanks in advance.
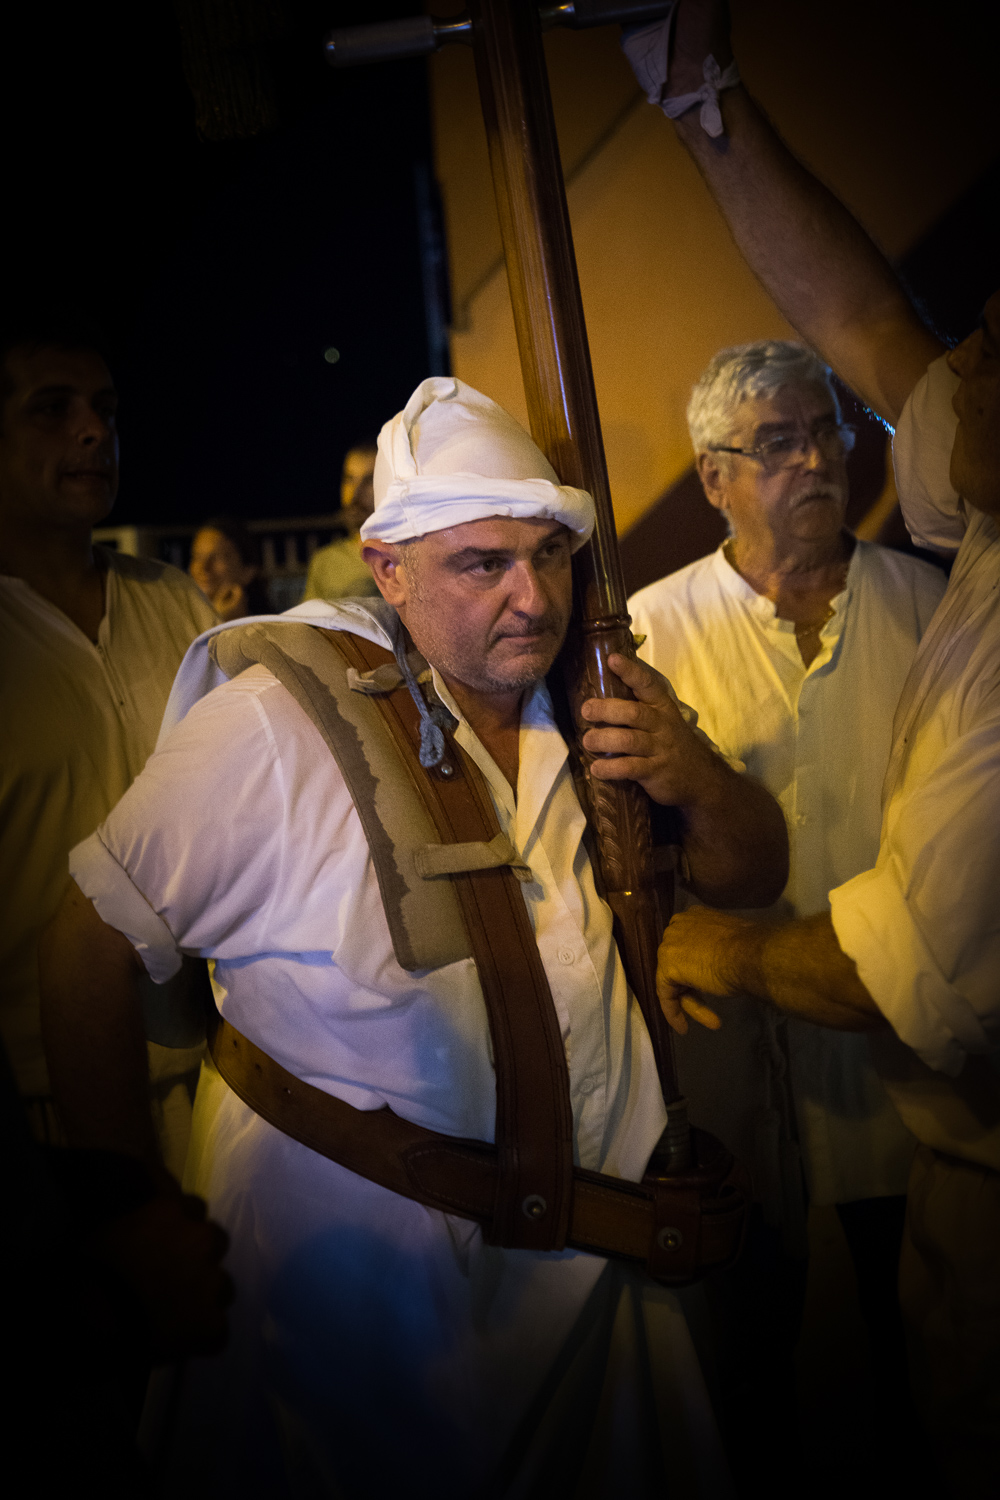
[557,947,575,965]
[578,1077,598,1096]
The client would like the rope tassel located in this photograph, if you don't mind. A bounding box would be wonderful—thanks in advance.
[392,625,456,769]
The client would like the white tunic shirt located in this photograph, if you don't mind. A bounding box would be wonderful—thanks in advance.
[73,602,667,1174]
[0,547,216,1096]
[67,603,730,1495]
[830,357,1000,1170]
[630,540,945,1208]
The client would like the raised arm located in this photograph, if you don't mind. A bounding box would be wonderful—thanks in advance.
[627,1,944,424]
[581,652,789,909]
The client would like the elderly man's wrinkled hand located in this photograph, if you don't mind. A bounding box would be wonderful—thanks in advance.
[657,907,758,1033]
[581,652,720,807]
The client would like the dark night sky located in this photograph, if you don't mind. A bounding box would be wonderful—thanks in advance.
[4,1,438,525]
[3,3,997,532]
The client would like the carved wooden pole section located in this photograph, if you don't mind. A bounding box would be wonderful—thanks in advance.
[470,0,681,1109]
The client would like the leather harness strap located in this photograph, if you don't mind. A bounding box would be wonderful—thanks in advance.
[204,625,746,1282]
[332,629,575,1252]
[205,1007,745,1280]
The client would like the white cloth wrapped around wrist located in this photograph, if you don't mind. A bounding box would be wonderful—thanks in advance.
[622,12,740,139]
[661,54,741,139]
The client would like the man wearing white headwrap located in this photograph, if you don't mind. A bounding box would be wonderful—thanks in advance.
[361,375,596,546]
[41,376,787,1499]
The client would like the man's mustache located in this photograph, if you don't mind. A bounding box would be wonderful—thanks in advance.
[791,484,845,504]
[491,614,565,645]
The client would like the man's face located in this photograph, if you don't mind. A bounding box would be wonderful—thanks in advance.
[0,345,119,531]
[341,447,378,534]
[698,383,849,548]
[947,291,1000,518]
[340,446,377,510]
[368,516,574,700]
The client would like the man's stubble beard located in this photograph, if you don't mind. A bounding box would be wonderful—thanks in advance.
[401,550,568,698]
[416,615,566,698]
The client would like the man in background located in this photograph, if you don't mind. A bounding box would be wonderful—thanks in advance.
[629,337,945,1482]
[0,312,216,1173]
[303,439,379,601]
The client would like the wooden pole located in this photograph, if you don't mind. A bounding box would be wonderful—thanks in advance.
[470,0,682,1110]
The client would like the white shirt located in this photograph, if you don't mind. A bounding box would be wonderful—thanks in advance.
[67,602,732,1496]
[630,540,945,1207]
[73,600,667,1175]
[0,547,216,1095]
[830,357,1000,1169]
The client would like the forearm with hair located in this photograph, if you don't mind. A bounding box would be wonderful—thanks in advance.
[681,764,788,909]
[728,911,884,1030]
[674,88,943,423]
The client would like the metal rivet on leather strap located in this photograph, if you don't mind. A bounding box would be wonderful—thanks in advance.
[439,763,454,777]
[521,1194,547,1220]
[656,1226,683,1252]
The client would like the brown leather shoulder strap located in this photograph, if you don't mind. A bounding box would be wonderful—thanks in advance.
[321,628,575,1252]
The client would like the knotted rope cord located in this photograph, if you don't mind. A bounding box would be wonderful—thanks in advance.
[391,622,456,769]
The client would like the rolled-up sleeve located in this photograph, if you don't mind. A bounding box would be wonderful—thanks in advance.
[70,673,290,979]
[70,831,183,982]
[830,713,1000,1075]
[892,354,968,553]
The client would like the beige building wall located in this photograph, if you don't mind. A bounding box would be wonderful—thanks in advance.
[429,0,997,537]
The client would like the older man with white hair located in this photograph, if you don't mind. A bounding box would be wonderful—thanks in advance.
[40,376,786,1499]
[628,339,945,1474]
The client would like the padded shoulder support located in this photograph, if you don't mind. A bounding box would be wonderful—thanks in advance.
[209,621,472,971]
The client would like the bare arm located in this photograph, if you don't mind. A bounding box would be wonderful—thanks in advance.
[656,905,883,1034]
[671,757,787,910]
[653,2,944,423]
[582,652,789,908]
[39,879,162,1173]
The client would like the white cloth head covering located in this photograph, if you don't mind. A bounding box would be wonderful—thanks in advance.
[360,376,595,551]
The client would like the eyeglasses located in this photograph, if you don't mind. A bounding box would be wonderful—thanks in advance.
[709,422,857,472]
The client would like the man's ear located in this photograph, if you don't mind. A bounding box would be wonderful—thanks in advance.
[696,452,728,514]
[361,540,406,606]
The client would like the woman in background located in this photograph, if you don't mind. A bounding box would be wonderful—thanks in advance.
[189,516,271,621]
